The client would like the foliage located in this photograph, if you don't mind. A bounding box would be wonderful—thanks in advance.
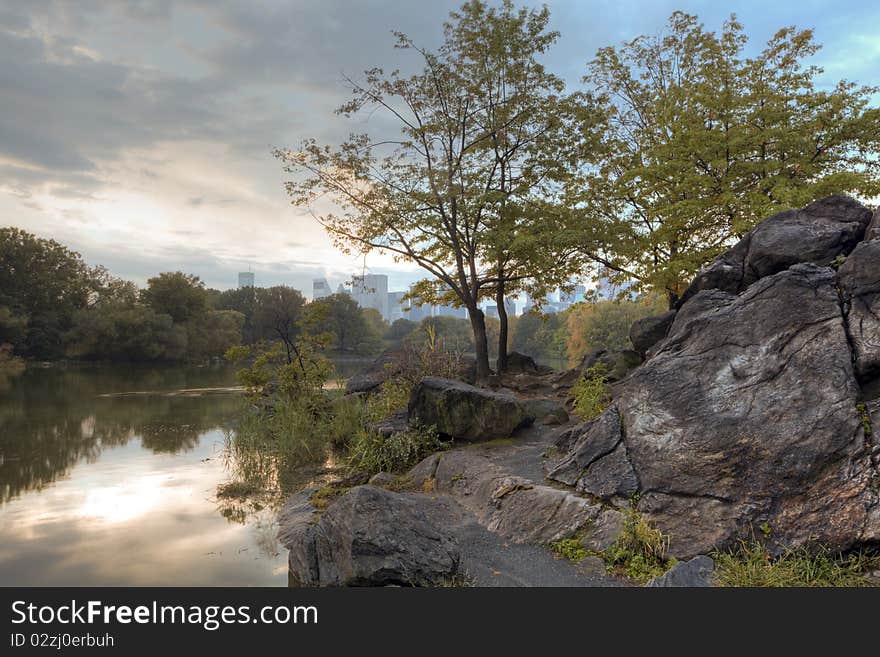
[509,310,568,365]
[0,227,96,358]
[571,364,611,420]
[566,294,667,364]
[406,316,474,354]
[141,272,209,324]
[549,538,589,563]
[604,507,673,582]
[386,318,417,344]
[576,11,880,304]
[305,293,384,355]
[346,423,446,476]
[712,540,879,587]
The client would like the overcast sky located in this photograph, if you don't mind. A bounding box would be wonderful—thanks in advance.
[2,0,879,297]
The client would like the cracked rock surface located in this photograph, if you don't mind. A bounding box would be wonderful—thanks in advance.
[548,195,880,558]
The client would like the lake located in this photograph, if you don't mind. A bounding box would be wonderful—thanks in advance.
[0,359,368,586]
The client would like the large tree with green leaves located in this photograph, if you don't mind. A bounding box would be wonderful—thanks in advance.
[0,227,96,358]
[575,12,880,305]
[276,0,593,379]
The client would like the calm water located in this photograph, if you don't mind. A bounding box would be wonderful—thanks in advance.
[0,359,366,586]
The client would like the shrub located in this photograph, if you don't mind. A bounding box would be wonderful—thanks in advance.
[572,364,611,420]
[712,540,879,587]
[347,424,446,476]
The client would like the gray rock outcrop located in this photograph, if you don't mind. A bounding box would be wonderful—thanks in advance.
[548,196,880,558]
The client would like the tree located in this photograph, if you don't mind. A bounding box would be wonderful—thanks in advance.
[386,318,417,344]
[215,286,258,343]
[141,272,209,323]
[251,286,306,361]
[306,293,373,353]
[0,227,95,358]
[576,12,880,305]
[276,1,594,380]
[509,309,567,365]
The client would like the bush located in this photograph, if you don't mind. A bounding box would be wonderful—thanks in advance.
[347,424,446,476]
[712,540,879,587]
[571,364,611,419]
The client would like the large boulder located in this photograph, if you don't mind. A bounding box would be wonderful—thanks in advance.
[629,310,677,357]
[281,485,460,586]
[548,196,880,558]
[680,195,872,306]
[408,376,534,441]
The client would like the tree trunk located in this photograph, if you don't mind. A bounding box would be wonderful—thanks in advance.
[495,284,509,373]
[466,305,491,382]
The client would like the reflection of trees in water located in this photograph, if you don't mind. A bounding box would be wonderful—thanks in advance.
[0,363,240,505]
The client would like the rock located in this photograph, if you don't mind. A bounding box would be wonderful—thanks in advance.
[629,310,677,357]
[680,195,872,306]
[281,485,460,586]
[549,251,880,557]
[408,376,534,441]
[838,240,880,380]
[519,397,569,425]
[344,349,403,395]
[546,407,638,502]
[646,556,716,587]
[368,471,396,487]
[503,351,554,375]
[578,348,642,382]
[365,410,408,438]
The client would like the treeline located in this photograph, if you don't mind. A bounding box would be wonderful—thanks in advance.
[0,227,386,363]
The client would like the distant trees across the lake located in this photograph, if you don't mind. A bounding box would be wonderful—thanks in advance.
[0,227,405,363]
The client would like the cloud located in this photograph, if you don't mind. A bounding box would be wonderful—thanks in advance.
[1,0,879,296]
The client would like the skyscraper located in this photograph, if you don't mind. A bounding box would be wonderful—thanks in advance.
[313,278,331,300]
[351,273,389,320]
[237,272,255,289]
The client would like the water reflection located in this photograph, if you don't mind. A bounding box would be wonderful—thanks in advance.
[0,363,287,586]
[0,364,241,504]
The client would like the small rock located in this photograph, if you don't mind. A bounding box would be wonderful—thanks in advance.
[646,556,716,587]
[368,471,396,487]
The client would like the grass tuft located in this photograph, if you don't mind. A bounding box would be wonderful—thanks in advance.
[712,540,879,587]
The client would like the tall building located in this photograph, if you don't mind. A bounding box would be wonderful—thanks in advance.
[559,284,587,307]
[351,273,389,320]
[313,278,331,300]
[237,272,255,289]
[336,283,350,296]
[387,291,407,323]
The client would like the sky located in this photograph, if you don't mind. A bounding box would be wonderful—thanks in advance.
[2,0,880,297]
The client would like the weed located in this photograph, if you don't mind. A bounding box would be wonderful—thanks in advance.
[549,538,589,563]
[572,364,611,420]
[604,507,673,582]
[712,540,879,587]
[347,423,447,476]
